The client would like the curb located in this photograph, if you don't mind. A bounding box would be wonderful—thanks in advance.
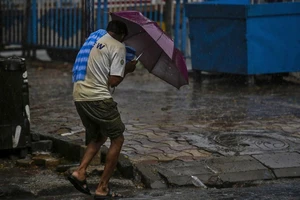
[39,133,82,162]
[37,133,137,178]
[37,132,166,189]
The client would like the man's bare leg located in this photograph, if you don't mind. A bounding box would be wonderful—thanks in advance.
[95,134,124,196]
[72,136,108,182]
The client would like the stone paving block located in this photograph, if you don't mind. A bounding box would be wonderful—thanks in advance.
[156,162,213,186]
[176,140,193,146]
[16,159,34,167]
[32,154,60,167]
[39,135,82,162]
[206,156,275,182]
[135,164,168,189]
[157,160,210,175]
[45,157,60,167]
[122,145,137,152]
[159,125,188,133]
[175,156,195,162]
[167,174,213,186]
[131,138,156,146]
[125,124,137,131]
[130,144,163,155]
[181,124,202,132]
[274,167,300,178]
[148,137,171,143]
[218,170,274,183]
[56,163,79,172]
[182,149,212,158]
[133,123,153,129]
[163,175,193,186]
[206,156,265,171]
[152,131,171,138]
[31,140,53,152]
[124,140,142,146]
[148,130,170,136]
[161,140,183,148]
[165,151,192,159]
[154,156,274,187]
[169,144,198,151]
[135,131,157,138]
[141,142,170,149]
[121,150,137,158]
[148,153,175,162]
[139,147,164,155]
[252,152,300,178]
[156,146,179,155]
[129,154,158,164]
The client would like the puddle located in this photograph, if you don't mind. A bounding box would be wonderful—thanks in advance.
[214,134,289,152]
[184,130,299,156]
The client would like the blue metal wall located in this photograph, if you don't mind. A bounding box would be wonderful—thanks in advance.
[186,2,300,75]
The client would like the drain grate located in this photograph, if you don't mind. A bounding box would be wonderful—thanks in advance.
[214,133,289,152]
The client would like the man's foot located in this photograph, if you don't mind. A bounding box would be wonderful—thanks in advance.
[94,188,123,199]
[67,174,91,195]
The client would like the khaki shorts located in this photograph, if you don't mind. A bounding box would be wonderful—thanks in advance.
[75,99,125,144]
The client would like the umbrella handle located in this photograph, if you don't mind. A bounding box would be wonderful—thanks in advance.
[135,52,143,61]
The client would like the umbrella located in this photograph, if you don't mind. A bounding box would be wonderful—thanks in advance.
[110,11,189,89]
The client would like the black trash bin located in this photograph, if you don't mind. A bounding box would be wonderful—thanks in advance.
[0,56,31,157]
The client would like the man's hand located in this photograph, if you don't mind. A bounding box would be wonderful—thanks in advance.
[108,60,137,88]
[125,60,137,75]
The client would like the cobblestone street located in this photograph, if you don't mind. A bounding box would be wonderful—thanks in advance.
[24,59,300,189]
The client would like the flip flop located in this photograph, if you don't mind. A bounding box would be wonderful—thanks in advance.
[67,174,91,195]
[94,188,123,199]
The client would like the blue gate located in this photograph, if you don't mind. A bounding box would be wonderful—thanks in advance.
[1,0,200,59]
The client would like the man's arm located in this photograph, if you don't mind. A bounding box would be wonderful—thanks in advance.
[108,60,137,87]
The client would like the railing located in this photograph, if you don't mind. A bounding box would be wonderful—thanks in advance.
[1,0,203,59]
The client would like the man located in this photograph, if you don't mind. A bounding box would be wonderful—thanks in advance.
[68,20,137,199]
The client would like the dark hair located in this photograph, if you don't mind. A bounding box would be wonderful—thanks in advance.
[106,20,128,37]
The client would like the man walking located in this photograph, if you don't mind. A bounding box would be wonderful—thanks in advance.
[68,20,137,199]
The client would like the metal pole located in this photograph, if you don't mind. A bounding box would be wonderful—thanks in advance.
[181,0,188,56]
[103,0,108,29]
[22,0,31,57]
[85,0,94,38]
[31,0,37,58]
[174,0,180,48]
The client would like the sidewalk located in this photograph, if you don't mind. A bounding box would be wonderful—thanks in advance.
[27,59,300,189]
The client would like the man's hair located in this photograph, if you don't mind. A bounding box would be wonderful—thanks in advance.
[106,20,128,37]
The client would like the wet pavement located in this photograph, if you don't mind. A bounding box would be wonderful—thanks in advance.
[1,155,300,200]
[2,53,300,198]
[24,58,300,189]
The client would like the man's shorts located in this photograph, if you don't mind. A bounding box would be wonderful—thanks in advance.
[75,99,125,143]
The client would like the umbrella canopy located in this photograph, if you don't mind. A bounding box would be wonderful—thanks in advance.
[110,11,189,89]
